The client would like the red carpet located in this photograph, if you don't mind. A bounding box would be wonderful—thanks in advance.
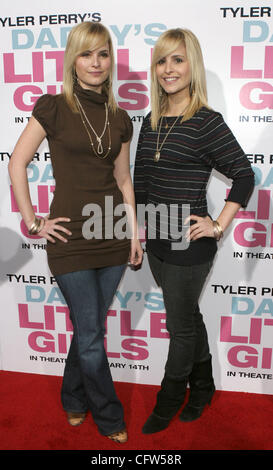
[0,370,272,454]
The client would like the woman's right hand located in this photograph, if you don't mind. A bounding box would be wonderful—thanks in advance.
[35,215,72,243]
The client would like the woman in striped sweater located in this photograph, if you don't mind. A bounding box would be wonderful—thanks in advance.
[133,28,254,434]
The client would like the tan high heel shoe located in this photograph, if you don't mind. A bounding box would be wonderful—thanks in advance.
[107,429,128,443]
[66,412,86,426]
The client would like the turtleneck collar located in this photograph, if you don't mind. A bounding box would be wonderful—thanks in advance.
[73,82,108,105]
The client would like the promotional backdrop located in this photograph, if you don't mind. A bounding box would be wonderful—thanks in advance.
[0,0,272,394]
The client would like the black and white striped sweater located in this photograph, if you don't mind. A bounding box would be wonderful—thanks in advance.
[133,107,254,265]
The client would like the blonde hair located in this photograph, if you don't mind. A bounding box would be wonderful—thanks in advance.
[150,28,209,130]
[62,22,117,113]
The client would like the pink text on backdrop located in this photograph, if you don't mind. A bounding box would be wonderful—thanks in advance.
[227,188,273,247]
[230,45,273,109]
[230,46,273,79]
[220,316,273,368]
[4,49,151,111]
[18,304,169,359]
[3,51,64,83]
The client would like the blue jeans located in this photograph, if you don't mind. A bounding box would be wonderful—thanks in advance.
[147,250,213,379]
[55,265,126,436]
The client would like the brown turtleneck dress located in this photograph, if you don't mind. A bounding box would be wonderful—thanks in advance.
[32,84,133,275]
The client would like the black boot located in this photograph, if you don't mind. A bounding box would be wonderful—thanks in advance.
[179,356,215,422]
[142,375,187,434]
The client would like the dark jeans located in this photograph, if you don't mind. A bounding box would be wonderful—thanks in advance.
[147,250,213,379]
[55,265,126,436]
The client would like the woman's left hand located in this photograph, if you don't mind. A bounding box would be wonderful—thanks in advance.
[129,238,143,268]
[186,215,215,241]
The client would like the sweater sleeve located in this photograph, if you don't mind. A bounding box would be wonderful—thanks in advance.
[133,113,150,206]
[198,111,255,207]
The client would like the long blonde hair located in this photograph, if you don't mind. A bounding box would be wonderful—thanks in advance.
[150,28,209,130]
[62,22,117,113]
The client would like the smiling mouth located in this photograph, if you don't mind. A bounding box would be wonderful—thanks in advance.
[163,77,179,82]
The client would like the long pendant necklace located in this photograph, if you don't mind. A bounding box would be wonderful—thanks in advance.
[154,104,189,162]
[74,93,111,159]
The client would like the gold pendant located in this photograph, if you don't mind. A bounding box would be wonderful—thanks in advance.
[154,151,160,162]
[96,137,103,154]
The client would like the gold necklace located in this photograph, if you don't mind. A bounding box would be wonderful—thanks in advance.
[74,93,111,159]
[154,105,189,162]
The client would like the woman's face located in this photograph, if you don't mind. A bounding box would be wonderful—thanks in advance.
[75,42,111,93]
[156,42,191,99]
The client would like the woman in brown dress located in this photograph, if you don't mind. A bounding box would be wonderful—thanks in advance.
[9,22,142,444]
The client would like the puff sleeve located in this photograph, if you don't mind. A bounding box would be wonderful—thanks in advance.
[32,94,57,138]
